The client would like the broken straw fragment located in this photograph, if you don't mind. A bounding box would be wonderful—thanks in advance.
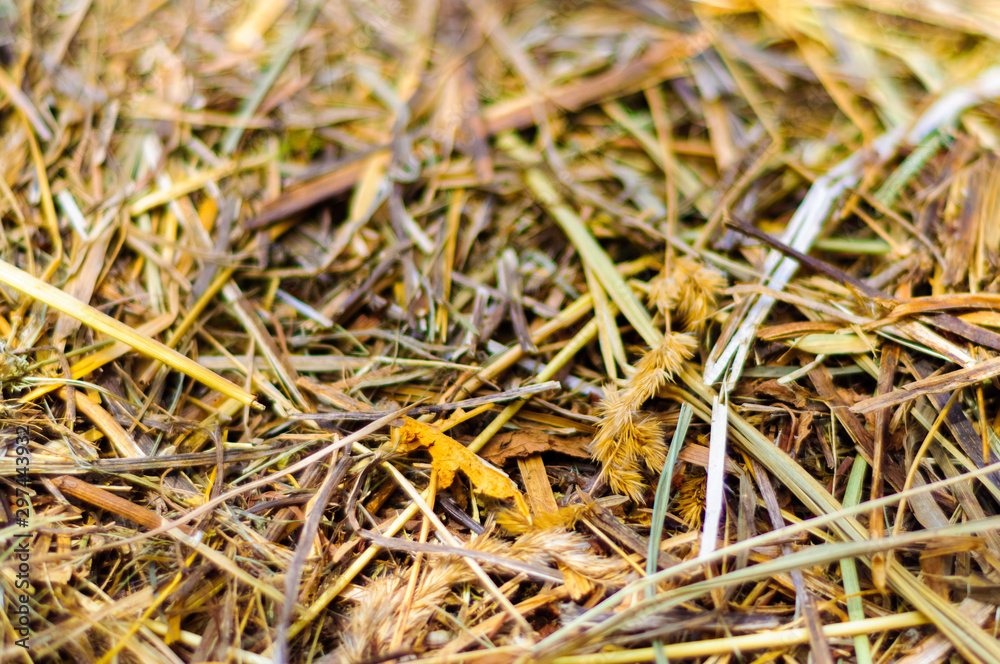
[0,258,261,410]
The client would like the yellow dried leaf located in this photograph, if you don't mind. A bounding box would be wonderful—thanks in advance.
[396,418,528,513]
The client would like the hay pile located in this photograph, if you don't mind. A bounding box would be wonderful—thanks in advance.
[2,1,1000,662]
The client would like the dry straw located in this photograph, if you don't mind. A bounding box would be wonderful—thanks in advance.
[11,2,1000,664]
[0,258,260,409]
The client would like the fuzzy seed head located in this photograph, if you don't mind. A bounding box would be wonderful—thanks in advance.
[649,257,726,330]
[589,334,695,501]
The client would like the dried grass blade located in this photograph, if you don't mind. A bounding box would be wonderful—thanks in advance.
[889,293,1000,317]
[127,152,274,215]
[851,356,1000,413]
[0,259,258,408]
[220,2,320,155]
[273,454,351,664]
[584,266,622,380]
[647,402,693,578]
[0,67,53,140]
[646,402,693,664]
[546,612,928,664]
[871,342,899,589]
[526,168,661,347]
[699,390,728,558]
[51,476,193,535]
[840,457,874,664]
[18,313,174,404]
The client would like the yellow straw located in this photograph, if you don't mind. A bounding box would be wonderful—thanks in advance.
[0,258,261,410]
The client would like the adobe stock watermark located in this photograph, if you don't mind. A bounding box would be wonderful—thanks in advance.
[10,425,31,649]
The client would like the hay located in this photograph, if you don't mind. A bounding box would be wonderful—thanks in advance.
[3,1,1000,663]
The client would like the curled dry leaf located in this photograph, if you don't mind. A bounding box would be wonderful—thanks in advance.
[396,417,529,515]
